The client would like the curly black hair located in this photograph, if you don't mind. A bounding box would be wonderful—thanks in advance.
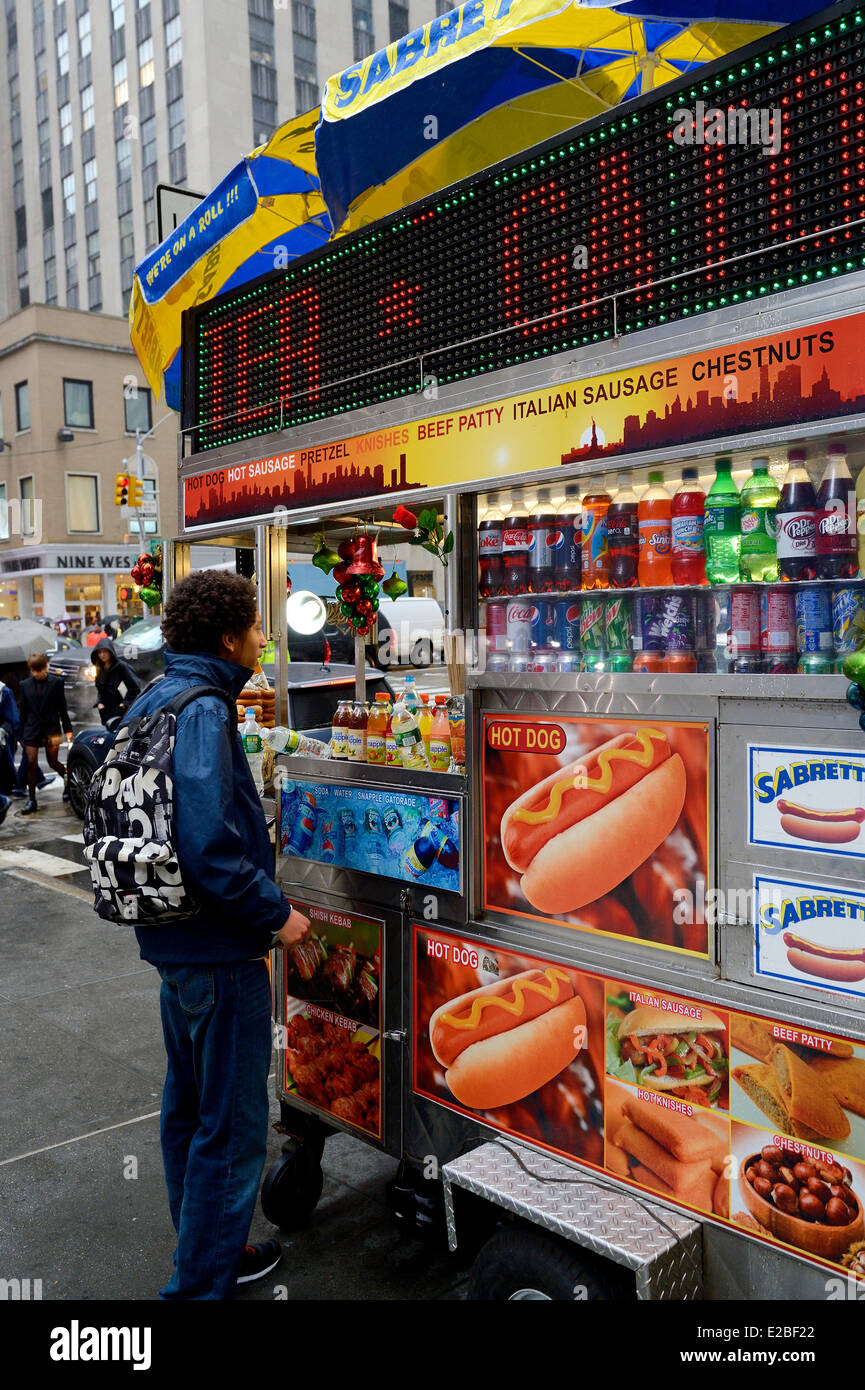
[162,570,258,655]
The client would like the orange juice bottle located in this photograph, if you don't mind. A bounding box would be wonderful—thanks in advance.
[428,695,452,771]
[417,692,433,762]
[366,692,390,765]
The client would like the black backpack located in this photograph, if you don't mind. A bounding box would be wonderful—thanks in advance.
[83,685,233,924]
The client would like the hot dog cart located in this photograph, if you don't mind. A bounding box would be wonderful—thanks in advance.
[165,0,865,1299]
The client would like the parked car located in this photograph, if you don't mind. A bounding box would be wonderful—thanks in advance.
[64,663,394,819]
[47,639,100,725]
[376,597,445,667]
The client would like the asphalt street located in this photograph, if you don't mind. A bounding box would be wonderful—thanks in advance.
[0,778,469,1301]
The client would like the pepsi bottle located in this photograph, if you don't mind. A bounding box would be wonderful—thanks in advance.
[287,790,317,856]
[528,487,557,594]
[554,483,582,592]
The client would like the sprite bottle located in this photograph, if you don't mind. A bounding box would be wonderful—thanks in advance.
[739,458,780,583]
[704,458,741,585]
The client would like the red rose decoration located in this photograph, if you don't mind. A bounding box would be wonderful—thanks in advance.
[393,505,417,530]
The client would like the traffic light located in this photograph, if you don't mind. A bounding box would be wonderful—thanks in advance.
[128,476,145,507]
[115,473,130,506]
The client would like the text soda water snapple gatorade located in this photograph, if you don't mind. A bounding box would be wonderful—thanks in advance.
[637,470,673,587]
[671,467,707,585]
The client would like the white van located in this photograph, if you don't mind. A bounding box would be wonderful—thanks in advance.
[377,596,445,667]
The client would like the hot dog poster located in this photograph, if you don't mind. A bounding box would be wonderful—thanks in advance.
[481,714,711,957]
[413,927,865,1280]
[755,873,865,1002]
[749,743,865,862]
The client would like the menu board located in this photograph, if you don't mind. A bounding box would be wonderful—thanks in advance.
[481,713,711,957]
[414,927,865,1281]
[280,900,382,1139]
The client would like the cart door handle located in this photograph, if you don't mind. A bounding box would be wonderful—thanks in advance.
[383,1029,407,1043]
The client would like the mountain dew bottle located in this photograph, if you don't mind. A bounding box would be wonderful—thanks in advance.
[704,458,741,585]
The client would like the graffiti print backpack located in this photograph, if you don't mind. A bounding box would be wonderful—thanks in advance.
[83,685,233,924]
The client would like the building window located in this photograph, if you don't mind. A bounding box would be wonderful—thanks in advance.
[80,83,95,130]
[15,382,30,432]
[295,76,318,113]
[116,136,132,182]
[113,57,128,106]
[59,101,72,145]
[66,474,100,534]
[62,173,76,215]
[15,206,27,250]
[38,116,51,162]
[292,1,316,38]
[35,48,48,93]
[389,1,408,40]
[0,482,7,541]
[45,256,57,302]
[56,30,69,76]
[165,14,181,65]
[83,158,97,204]
[86,230,100,277]
[141,115,156,168]
[19,477,36,536]
[42,187,54,230]
[144,198,156,248]
[352,0,374,60]
[63,379,94,429]
[167,97,184,150]
[124,384,152,434]
[119,211,134,261]
[435,0,451,12]
[111,0,125,29]
[77,11,91,57]
[138,36,154,87]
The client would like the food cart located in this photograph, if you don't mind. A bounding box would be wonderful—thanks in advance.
[165,1,865,1299]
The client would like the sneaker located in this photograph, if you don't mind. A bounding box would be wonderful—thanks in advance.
[18,800,38,816]
[40,773,57,788]
[0,793,9,827]
[236,1240,282,1285]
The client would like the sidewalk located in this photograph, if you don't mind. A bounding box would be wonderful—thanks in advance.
[0,810,468,1301]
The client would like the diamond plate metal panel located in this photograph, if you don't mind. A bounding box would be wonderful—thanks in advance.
[443,1141,702,1300]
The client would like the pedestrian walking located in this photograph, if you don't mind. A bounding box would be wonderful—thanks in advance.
[0,676,18,824]
[91,637,141,724]
[17,652,72,815]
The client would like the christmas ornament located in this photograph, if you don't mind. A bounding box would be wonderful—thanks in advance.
[139,585,162,610]
[391,506,454,566]
[382,570,408,599]
[312,532,340,575]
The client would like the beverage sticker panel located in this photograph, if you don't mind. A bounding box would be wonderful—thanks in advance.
[281,900,382,1138]
[754,873,865,1002]
[414,927,865,1281]
[748,744,865,862]
[280,781,461,892]
[482,713,711,957]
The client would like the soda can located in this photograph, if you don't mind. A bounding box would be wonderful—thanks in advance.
[763,651,796,674]
[427,797,451,821]
[508,656,530,673]
[633,650,665,673]
[655,592,696,651]
[484,599,508,653]
[693,590,717,652]
[609,651,634,672]
[583,656,610,674]
[663,651,697,673]
[795,584,833,653]
[505,599,537,653]
[486,652,509,674]
[604,594,634,653]
[636,594,665,651]
[579,596,606,653]
[555,598,582,651]
[556,651,581,673]
[732,654,763,676]
[525,649,557,674]
[760,588,796,656]
[798,652,833,675]
[729,587,761,656]
[832,586,864,654]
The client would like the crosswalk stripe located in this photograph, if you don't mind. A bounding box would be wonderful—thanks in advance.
[0,848,87,877]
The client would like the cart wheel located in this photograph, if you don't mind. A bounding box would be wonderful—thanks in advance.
[468,1227,634,1302]
[260,1140,324,1231]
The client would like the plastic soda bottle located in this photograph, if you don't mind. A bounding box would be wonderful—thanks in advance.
[428,695,452,772]
[776,448,817,581]
[637,471,673,587]
[607,473,638,588]
[365,693,391,765]
[392,693,429,770]
[581,481,611,589]
[671,468,707,585]
[528,487,557,594]
[704,458,741,585]
[417,692,433,761]
[554,483,582,592]
[241,707,264,793]
[478,492,506,598]
[738,458,780,582]
[816,442,858,579]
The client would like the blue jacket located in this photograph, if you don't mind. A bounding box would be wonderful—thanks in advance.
[128,649,293,965]
[0,680,19,781]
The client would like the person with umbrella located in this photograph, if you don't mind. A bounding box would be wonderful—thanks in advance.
[17,651,73,815]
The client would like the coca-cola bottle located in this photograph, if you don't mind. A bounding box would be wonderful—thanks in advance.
[607,473,638,588]
[816,442,857,579]
[528,487,557,594]
[478,492,506,597]
[776,448,817,581]
[502,509,530,595]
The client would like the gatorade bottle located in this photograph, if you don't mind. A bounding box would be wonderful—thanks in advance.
[417,692,433,762]
[637,471,673,587]
[671,468,707,586]
[392,692,429,770]
[555,483,582,592]
[776,448,817,581]
[528,487,557,594]
[607,473,638,588]
[478,492,506,598]
[241,708,264,794]
[581,481,611,589]
[816,442,858,579]
[704,458,741,585]
[428,696,452,772]
[739,458,780,583]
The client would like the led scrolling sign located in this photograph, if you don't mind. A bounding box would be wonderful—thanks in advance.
[184,2,865,454]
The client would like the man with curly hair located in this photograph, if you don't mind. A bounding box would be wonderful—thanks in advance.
[123,570,310,1300]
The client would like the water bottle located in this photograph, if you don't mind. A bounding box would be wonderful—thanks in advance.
[739,458,780,583]
[704,458,741,585]
[392,692,429,770]
[241,707,264,794]
[265,727,330,758]
[402,674,419,714]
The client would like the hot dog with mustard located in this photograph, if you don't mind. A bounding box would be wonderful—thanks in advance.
[429,968,586,1109]
[500,728,687,915]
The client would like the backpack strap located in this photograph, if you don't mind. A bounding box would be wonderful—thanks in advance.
[162,684,237,718]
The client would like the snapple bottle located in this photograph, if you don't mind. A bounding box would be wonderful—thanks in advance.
[365,693,390,765]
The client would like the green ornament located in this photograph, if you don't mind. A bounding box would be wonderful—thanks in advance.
[312,534,340,574]
[843,648,865,687]
[382,570,408,599]
[139,585,161,610]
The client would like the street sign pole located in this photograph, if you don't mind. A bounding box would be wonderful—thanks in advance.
[134,429,147,550]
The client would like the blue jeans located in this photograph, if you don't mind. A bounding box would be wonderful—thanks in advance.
[155,959,272,1300]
